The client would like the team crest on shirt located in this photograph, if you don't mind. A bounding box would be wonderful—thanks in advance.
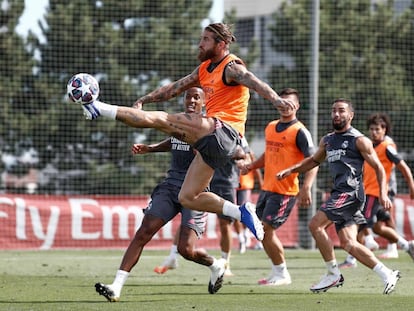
[341,140,349,149]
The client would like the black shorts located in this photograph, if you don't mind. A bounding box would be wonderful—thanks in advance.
[256,191,296,229]
[145,181,207,238]
[193,118,240,169]
[321,191,366,232]
[362,195,392,228]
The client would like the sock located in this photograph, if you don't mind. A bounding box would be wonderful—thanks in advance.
[170,244,178,258]
[373,262,392,283]
[221,251,230,262]
[94,101,118,119]
[326,260,340,275]
[345,254,356,264]
[111,270,129,296]
[238,232,245,243]
[396,238,407,251]
[272,262,287,274]
[222,201,241,220]
[209,258,219,271]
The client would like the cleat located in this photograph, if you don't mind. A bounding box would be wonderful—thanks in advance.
[82,101,101,120]
[338,258,357,269]
[383,270,401,294]
[379,249,399,259]
[208,258,226,294]
[258,272,292,286]
[239,202,264,241]
[310,274,344,293]
[224,261,234,276]
[95,283,119,302]
[153,257,178,274]
[406,241,414,261]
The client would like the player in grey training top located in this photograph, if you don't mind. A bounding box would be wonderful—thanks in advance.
[95,88,229,302]
[277,98,401,295]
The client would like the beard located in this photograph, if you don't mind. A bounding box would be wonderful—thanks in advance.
[332,119,347,131]
[198,48,216,62]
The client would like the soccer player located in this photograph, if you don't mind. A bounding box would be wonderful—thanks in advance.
[277,99,401,294]
[240,88,318,286]
[95,88,227,301]
[339,112,414,268]
[79,23,295,246]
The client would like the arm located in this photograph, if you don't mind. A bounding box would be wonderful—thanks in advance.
[131,138,172,154]
[296,166,319,208]
[240,153,265,175]
[277,137,327,180]
[396,160,414,199]
[224,62,294,109]
[357,136,392,209]
[133,68,200,108]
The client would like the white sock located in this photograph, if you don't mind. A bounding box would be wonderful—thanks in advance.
[221,251,230,261]
[94,101,118,119]
[209,257,219,271]
[345,254,356,264]
[272,262,287,274]
[373,262,392,283]
[111,270,129,296]
[222,201,241,220]
[326,260,340,275]
[396,238,408,250]
[170,244,178,258]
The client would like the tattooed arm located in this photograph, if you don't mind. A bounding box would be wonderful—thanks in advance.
[133,68,201,109]
[224,61,294,109]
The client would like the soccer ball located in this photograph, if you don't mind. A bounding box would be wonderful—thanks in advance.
[67,73,100,104]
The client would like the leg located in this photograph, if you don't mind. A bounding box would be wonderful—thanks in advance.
[218,217,234,276]
[95,214,165,301]
[154,229,180,274]
[258,222,291,286]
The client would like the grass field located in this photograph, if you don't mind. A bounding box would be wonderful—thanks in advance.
[1,248,413,311]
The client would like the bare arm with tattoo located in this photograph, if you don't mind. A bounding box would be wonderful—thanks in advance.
[224,61,294,109]
[133,68,201,108]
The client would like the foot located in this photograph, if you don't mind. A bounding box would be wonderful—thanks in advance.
[364,237,379,251]
[208,258,226,294]
[239,202,264,241]
[258,271,292,286]
[406,241,414,261]
[378,249,399,259]
[383,270,401,294]
[154,257,178,274]
[95,283,119,302]
[338,259,357,269]
[82,101,101,120]
[310,274,344,293]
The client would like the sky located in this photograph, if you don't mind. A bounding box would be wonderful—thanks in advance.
[16,0,223,40]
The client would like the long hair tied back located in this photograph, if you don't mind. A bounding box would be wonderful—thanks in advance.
[206,23,237,44]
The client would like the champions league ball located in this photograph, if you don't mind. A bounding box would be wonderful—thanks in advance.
[67,73,100,104]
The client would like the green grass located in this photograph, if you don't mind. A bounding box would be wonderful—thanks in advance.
[1,248,413,311]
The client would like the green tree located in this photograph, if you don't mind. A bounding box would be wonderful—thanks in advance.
[267,0,414,137]
[29,0,213,194]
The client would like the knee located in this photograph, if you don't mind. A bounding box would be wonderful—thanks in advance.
[177,243,193,260]
[178,191,194,208]
[341,239,356,253]
[308,219,320,234]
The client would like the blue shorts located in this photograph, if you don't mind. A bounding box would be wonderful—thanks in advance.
[321,191,366,232]
[145,181,207,238]
[193,118,240,169]
[256,191,296,229]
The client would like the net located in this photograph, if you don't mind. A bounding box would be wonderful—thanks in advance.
[1,0,414,250]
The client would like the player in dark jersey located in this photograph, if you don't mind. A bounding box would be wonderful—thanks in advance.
[277,99,400,295]
[339,113,414,267]
[95,88,228,301]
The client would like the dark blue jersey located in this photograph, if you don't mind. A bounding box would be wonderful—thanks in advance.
[164,137,195,187]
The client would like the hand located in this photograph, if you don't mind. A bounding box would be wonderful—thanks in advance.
[133,100,143,110]
[273,97,296,110]
[239,163,251,175]
[379,195,393,210]
[276,169,291,180]
[131,144,149,154]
